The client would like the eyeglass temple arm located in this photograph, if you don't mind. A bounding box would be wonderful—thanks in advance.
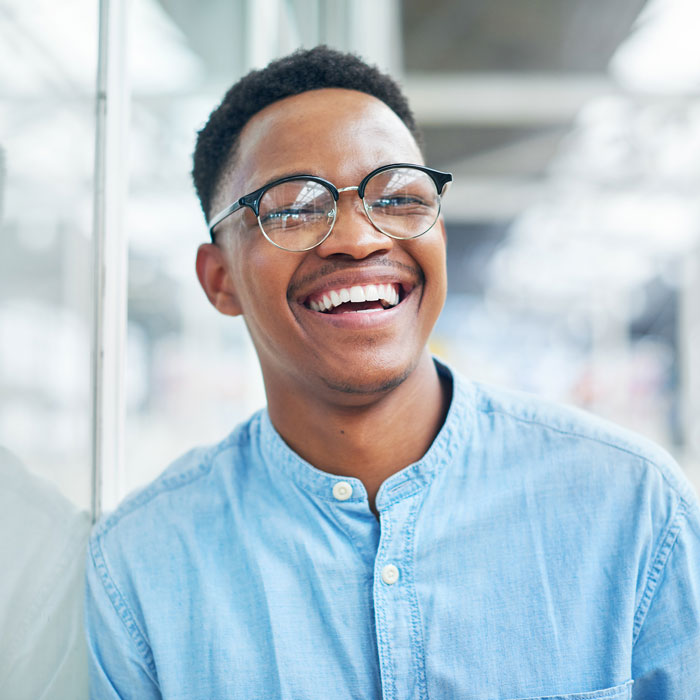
[207,200,244,240]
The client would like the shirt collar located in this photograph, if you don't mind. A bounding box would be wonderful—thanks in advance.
[258,359,474,509]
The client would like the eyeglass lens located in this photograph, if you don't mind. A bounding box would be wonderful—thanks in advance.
[257,167,441,252]
[363,168,440,239]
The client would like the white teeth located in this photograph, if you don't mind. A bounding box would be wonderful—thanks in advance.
[308,283,402,312]
[349,286,365,303]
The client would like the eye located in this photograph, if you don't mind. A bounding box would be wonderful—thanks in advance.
[369,194,429,208]
[258,180,335,230]
[261,206,325,228]
[366,194,433,217]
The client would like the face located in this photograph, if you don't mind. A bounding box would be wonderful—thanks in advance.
[197,88,447,405]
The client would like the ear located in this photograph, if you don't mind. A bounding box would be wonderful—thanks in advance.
[196,243,243,317]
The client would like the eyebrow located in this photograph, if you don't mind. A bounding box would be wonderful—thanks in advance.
[248,171,319,191]
[247,161,403,192]
[250,161,421,192]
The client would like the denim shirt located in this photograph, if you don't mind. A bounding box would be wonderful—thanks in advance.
[85,363,700,699]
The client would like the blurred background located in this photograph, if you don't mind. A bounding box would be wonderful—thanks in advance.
[2,0,700,519]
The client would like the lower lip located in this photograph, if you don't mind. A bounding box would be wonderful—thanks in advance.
[296,290,417,329]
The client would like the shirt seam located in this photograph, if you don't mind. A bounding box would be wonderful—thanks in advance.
[374,511,397,699]
[631,500,687,646]
[404,491,429,699]
[94,429,248,538]
[480,406,694,507]
[519,680,634,699]
[89,534,159,682]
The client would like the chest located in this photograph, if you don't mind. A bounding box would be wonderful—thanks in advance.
[141,492,638,700]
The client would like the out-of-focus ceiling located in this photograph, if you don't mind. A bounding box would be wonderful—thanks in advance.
[401,0,648,222]
[402,0,646,73]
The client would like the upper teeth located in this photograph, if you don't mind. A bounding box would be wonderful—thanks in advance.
[309,283,400,312]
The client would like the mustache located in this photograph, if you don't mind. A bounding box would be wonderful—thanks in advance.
[287,258,423,299]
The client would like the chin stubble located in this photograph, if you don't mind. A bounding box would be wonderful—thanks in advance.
[320,363,414,395]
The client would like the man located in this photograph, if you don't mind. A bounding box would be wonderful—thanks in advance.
[85,47,700,699]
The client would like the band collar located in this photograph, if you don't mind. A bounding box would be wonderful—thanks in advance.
[258,359,474,509]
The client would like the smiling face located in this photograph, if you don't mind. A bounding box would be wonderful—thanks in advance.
[197,88,447,406]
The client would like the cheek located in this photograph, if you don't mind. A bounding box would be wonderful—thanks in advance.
[432,236,448,283]
[407,233,447,280]
[235,244,299,319]
[413,236,448,315]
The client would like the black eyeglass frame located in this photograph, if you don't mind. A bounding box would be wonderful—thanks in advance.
[207,163,453,250]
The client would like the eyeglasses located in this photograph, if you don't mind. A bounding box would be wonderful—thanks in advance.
[207,163,453,252]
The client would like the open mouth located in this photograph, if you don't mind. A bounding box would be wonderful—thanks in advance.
[302,283,407,314]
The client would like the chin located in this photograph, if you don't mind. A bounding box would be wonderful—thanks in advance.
[322,369,409,396]
[318,353,419,397]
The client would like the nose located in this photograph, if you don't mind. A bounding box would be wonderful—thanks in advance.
[314,188,393,260]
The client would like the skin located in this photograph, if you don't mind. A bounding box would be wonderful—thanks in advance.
[196,88,450,511]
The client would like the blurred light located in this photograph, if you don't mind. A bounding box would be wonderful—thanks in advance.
[129,0,204,94]
[611,0,700,93]
[0,0,98,96]
[0,301,89,403]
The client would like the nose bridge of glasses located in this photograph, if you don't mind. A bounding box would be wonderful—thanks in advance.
[332,184,377,228]
[333,184,367,217]
[336,185,360,195]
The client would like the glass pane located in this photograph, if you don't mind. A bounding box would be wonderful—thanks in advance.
[0,0,96,695]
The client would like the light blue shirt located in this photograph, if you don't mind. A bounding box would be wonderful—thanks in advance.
[85,362,700,699]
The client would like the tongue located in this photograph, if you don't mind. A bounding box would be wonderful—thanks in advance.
[329,300,385,314]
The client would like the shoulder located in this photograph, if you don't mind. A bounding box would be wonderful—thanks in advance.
[84,412,269,669]
[454,377,700,602]
[459,376,697,509]
[90,411,264,550]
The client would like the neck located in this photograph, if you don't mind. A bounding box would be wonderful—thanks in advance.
[266,352,451,511]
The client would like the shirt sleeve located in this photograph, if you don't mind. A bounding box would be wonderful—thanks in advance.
[631,498,700,698]
[84,537,161,700]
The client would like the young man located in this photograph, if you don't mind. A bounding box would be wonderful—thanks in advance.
[85,47,700,699]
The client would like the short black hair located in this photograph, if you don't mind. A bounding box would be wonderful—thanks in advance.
[192,45,421,220]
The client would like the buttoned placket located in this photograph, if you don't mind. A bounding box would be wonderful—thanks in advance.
[372,480,429,700]
[258,369,462,699]
[327,474,430,700]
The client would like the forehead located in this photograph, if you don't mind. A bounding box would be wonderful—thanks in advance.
[230,88,423,192]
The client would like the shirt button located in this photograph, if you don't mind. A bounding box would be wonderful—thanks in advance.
[332,481,352,501]
[381,564,400,585]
